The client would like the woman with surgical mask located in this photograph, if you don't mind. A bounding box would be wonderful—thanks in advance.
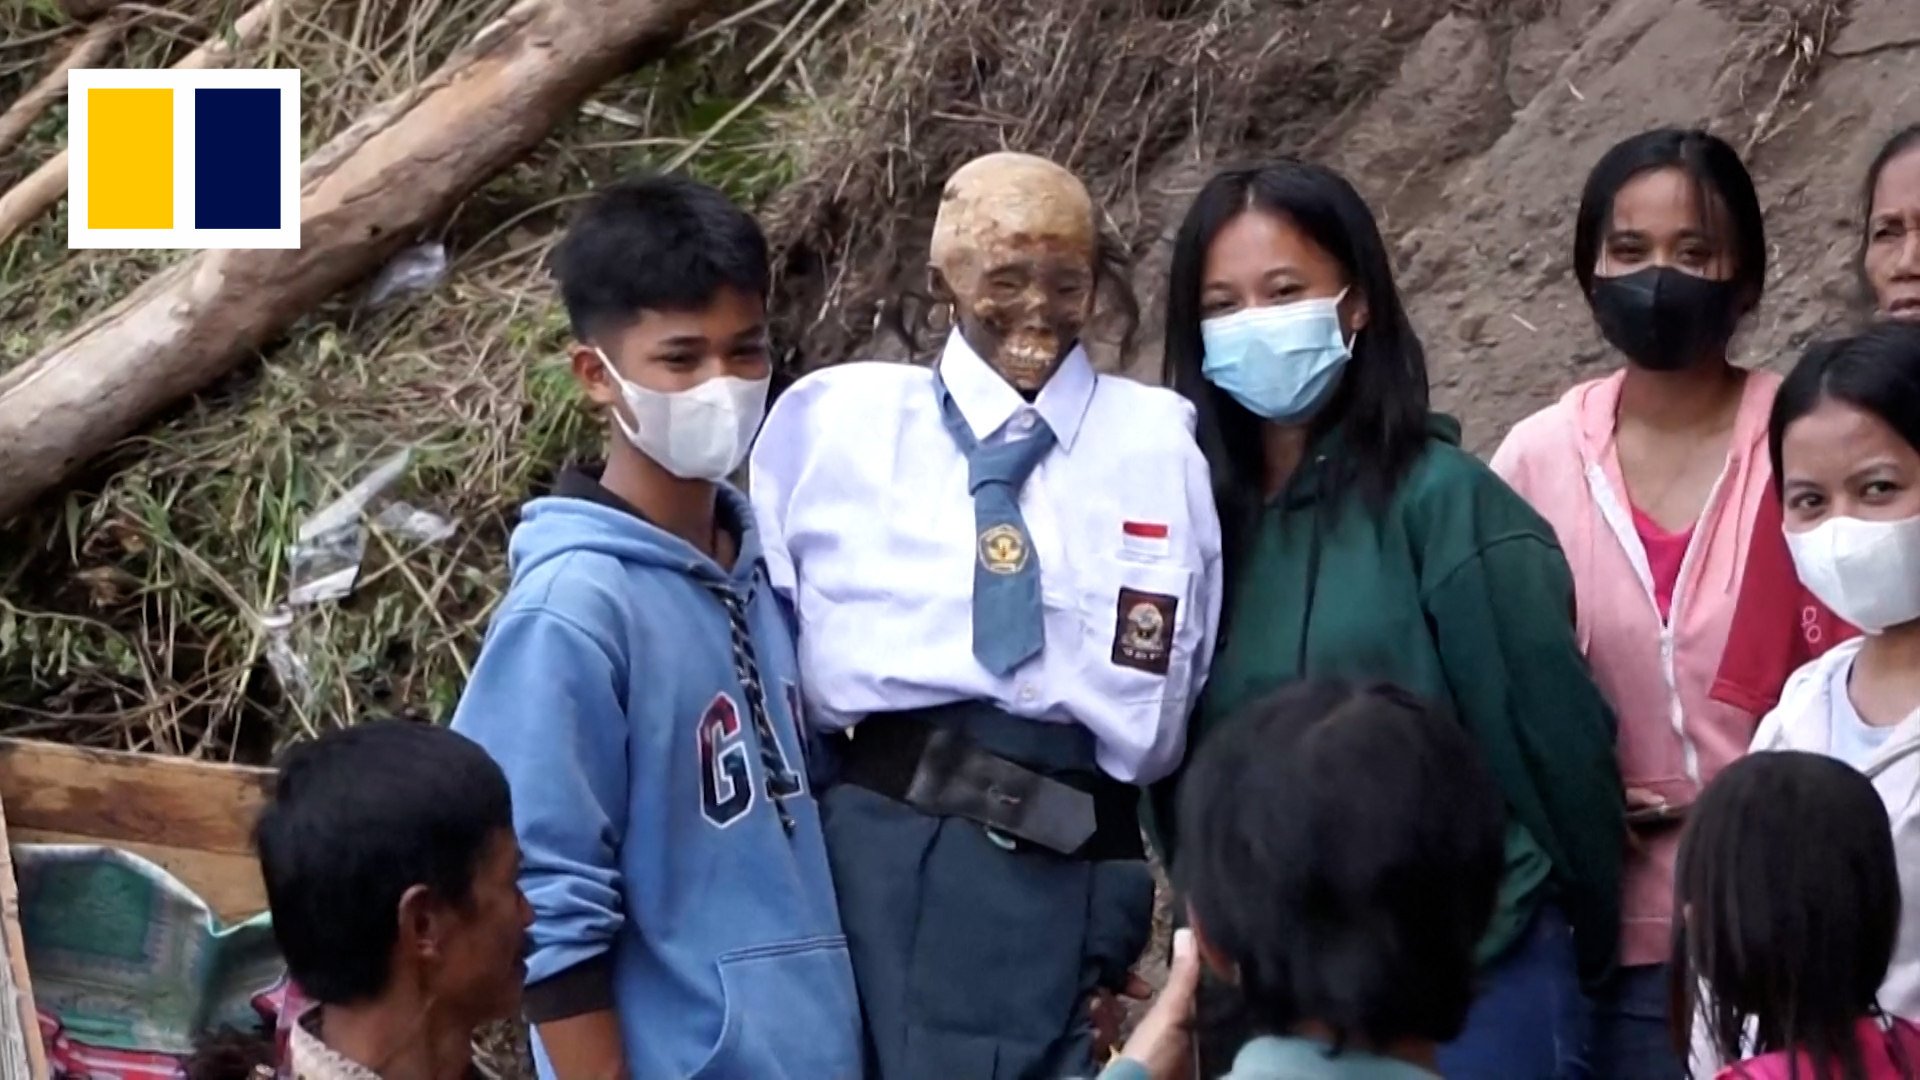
[1154,160,1622,1080]
[1492,128,1776,1079]
[1746,321,1920,1022]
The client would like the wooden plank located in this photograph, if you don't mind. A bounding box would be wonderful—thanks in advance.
[0,738,271,858]
[0,794,47,1080]
[8,828,266,924]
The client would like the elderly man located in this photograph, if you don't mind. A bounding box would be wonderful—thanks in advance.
[751,151,1223,1079]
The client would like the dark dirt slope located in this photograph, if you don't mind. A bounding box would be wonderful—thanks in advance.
[1114,0,1919,452]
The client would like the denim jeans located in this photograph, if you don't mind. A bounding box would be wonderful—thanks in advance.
[1436,906,1592,1080]
[1588,963,1685,1079]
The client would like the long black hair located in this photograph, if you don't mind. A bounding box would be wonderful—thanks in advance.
[1164,161,1430,582]
[1862,124,1920,301]
[1572,129,1767,313]
[1177,680,1505,1052]
[1671,751,1908,1080]
[1768,321,1920,495]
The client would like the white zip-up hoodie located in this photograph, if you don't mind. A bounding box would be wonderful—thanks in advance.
[1748,638,1920,1017]
[1690,639,1920,1073]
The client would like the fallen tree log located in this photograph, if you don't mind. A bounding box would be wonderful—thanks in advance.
[0,0,288,249]
[0,0,712,523]
[0,12,129,162]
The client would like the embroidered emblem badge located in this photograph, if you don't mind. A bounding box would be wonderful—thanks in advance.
[979,523,1029,575]
[1112,587,1178,674]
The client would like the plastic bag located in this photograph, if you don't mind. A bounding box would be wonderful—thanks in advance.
[364,242,448,307]
[286,450,411,606]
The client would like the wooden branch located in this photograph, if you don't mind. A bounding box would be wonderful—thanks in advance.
[0,0,707,522]
[0,14,129,162]
[0,0,285,249]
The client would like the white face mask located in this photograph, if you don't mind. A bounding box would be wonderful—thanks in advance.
[1785,512,1920,634]
[595,348,770,482]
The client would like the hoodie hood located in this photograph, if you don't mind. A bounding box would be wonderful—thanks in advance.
[1566,368,1781,601]
[510,481,763,590]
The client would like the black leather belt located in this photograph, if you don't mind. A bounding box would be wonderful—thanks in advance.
[834,715,1146,862]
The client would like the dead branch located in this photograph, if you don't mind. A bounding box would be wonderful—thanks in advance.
[0,0,711,522]
[0,14,130,161]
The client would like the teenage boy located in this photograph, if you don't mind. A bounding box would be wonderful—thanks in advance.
[255,720,531,1080]
[452,175,862,1080]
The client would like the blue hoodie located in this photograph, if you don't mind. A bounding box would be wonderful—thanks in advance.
[452,479,862,1080]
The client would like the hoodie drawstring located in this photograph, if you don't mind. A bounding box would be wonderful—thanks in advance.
[706,578,800,835]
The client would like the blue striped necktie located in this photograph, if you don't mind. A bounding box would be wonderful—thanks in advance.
[932,371,1056,676]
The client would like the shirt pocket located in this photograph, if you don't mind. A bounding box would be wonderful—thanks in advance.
[1078,557,1195,706]
[689,935,864,1080]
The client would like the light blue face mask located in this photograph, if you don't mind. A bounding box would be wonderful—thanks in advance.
[1199,290,1353,423]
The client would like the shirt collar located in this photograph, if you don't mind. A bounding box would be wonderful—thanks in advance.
[1231,1035,1442,1080]
[936,330,1095,451]
[288,1008,486,1080]
[289,1009,383,1080]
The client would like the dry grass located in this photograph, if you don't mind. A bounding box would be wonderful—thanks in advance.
[758,0,1447,368]
[0,0,819,758]
[0,0,1449,759]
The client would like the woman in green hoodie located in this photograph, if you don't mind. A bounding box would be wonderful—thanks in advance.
[1154,160,1624,1080]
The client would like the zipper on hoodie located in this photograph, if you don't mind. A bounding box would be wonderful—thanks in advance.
[1584,459,1733,788]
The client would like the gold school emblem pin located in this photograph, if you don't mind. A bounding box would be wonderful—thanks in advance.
[978,523,1029,575]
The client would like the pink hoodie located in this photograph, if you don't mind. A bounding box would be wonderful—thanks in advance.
[1491,369,1779,968]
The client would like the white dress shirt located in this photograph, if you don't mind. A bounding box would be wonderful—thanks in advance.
[749,332,1223,783]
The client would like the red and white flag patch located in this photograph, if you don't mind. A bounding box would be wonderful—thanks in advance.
[1121,520,1171,559]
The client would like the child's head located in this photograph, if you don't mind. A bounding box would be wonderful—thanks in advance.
[255,721,530,1029]
[1770,322,1920,636]
[1673,751,1901,1076]
[553,173,773,481]
[1175,680,1506,1052]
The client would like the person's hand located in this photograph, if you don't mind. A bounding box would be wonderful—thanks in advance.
[1090,972,1154,1058]
[1626,786,1666,812]
[1625,786,1668,855]
[1114,928,1202,1080]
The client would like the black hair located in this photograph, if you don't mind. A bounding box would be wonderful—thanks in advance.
[1861,124,1920,295]
[1768,321,1920,494]
[255,719,514,1005]
[1671,751,1908,1080]
[882,231,1141,361]
[1165,161,1431,590]
[1176,680,1506,1052]
[1573,128,1767,312]
[552,173,770,344]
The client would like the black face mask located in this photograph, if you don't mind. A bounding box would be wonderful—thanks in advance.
[1588,266,1744,372]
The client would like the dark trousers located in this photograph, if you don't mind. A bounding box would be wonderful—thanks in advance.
[1437,905,1592,1080]
[1588,964,1684,1080]
[818,703,1154,1080]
